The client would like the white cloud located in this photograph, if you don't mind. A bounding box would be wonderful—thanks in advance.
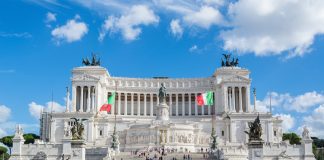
[99,5,159,41]
[51,16,88,43]
[274,114,295,132]
[189,45,198,52]
[221,0,324,58]
[46,12,56,22]
[0,103,39,137]
[302,105,324,138]
[170,19,183,38]
[29,101,65,119]
[184,6,222,29]
[0,32,32,38]
[256,91,324,113]
[0,105,11,123]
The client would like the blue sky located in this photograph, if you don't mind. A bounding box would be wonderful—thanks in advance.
[1,0,324,138]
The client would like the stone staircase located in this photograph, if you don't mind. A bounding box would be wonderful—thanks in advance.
[113,152,211,160]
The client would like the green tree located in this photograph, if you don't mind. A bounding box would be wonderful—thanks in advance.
[0,136,13,155]
[282,133,301,145]
[23,133,40,144]
[0,146,9,160]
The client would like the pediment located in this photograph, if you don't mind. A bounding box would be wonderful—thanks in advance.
[73,73,100,81]
[222,75,250,83]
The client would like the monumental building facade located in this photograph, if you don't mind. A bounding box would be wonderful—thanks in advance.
[9,57,315,160]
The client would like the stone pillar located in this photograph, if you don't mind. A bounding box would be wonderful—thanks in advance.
[131,93,134,115]
[169,94,172,116]
[246,86,251,112]
[118,92,121,115]
[87,86,90,112]
[182,94,185,116]
[195,93,198,116]
[230,121,236,142]
[150,93,153,116]
[87,119,94,143]
[80,86,84,112]
[50,119,56,143]
[224,86,228,112]
[72,85,76,112]
[91,88,95,112]
[124,93,128,115]
[189,93,192,116]
[144,94,147,116]
[95,86,98,111]
[267,121,273,143]
[202,94,205,115]
[239,87,242,112]
[111,92,115,115]
[232,87,236,112]
[176,94,179,116]
[137,94,140,116]
[301,136,316,160]
[66,87,70,112]
[229,89,232,111]
[11,125,25,160]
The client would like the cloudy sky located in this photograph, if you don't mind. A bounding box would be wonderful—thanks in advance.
[1,0,324,138]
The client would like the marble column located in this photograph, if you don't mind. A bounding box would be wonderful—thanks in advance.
[169,94,172,116]
[239,87,242,112]
[202,93,205,115]
[87,119,94,142]
[246,87,250,112]
[144,94,147,116]
[66,87,70,112]
[182,94,185,116]
[91,88,95,112]
[131,93,134,115]
[232,87,236,112]
[176,94,179,116]
[230,121,236,142]
[137,94,140,116]
[118,92,121,115]
[229,89,232,112]
[87,86,90,112]
[72,85,76,112]
[111,91,115,115]
[224,86,228,112]
[195,93,198,116]
[150,94,153,116]
[124,93,128,115]
[50,120,56,143]
[94,86,98,112]
[80,86,84,112]
[189,94,192,116]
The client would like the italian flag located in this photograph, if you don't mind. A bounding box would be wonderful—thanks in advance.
[196,91,214,106]
[100,92,115,113]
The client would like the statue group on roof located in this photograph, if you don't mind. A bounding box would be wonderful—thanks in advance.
[82,54,100,66]
[221,54,239,67]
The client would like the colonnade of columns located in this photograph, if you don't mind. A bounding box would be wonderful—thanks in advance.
[73,85,96,112]
[224,86,250,112]
[109,92,214,116]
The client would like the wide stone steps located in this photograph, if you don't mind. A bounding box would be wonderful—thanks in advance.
[113,152,211,160]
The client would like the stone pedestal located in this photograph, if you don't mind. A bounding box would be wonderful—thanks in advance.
[302,139,316,160]
[248,140,264,160]
[62,138,72,159]
[71,140,86,160]
[156,102,169,121]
